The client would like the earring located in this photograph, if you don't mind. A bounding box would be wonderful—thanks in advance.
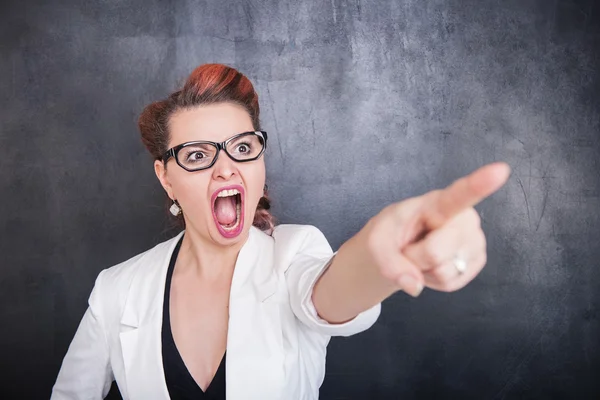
[169,199,182,216]
[263,184,268,194]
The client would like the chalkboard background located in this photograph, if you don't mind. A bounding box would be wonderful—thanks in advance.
[1,0,598,399]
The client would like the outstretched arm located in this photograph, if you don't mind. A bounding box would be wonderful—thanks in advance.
[312,162,511,324]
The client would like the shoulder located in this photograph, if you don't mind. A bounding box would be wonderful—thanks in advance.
[100,233,181,283]
[89,232,183,309]
[269,224,333,272]
[252,224,330,255]
[272,224,329,248]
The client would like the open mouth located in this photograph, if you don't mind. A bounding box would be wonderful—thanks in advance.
[212,187,244,238]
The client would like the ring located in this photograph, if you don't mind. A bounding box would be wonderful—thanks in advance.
[453,256,467,275]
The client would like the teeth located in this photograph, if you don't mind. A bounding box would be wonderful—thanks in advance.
[217,188,241,198]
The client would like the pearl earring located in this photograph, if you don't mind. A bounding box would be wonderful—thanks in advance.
[169,200,182,216]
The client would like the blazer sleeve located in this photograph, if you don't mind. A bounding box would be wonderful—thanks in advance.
[279,225,381,337]
[51,270,114,399]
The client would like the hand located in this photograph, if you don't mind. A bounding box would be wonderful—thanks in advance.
[362,162,511,297]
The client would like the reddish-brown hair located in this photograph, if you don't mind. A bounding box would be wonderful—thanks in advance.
[138,63,276,233]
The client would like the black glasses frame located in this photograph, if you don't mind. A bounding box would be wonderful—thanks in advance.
[161,130,268,172]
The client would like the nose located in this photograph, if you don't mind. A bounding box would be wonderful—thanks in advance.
[211,149,238,181]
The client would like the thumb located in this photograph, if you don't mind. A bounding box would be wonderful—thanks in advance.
[393,253,425,297]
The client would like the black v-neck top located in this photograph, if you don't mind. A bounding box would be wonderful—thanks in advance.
[161,236,227,400]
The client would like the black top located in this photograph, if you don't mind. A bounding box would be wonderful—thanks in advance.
[162,236,227,400]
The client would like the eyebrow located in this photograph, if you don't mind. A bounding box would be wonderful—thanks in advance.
[184,130,257,143]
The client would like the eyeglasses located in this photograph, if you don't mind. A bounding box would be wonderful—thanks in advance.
[162,130,268,172]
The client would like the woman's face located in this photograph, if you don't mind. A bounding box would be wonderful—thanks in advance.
[154,102,266,247]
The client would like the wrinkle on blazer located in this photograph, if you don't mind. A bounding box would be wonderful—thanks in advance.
[51,224,381,400]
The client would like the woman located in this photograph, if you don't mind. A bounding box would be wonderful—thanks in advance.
[51,64,510,400]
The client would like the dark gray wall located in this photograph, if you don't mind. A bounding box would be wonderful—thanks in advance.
[1,0,598,399]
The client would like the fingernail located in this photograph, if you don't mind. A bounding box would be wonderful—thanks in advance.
[397,275,424,298]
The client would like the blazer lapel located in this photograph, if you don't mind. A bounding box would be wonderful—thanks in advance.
[118,232,184,400]
[226,227,285,400]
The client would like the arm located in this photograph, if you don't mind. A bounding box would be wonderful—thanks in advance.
[311,220,402,324]
[312,162,511,324]
[51,271,114,399]
[278,224,380,337]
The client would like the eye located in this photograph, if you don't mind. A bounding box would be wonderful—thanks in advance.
[185,151,207,162]
[236,143,251,153]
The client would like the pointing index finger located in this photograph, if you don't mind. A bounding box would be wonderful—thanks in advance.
[423,162,511,230]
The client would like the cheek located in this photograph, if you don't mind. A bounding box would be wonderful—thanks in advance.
[246,165,266,207]
[173,174,211,206]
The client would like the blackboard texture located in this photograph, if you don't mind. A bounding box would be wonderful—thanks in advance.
[1,0,598,399]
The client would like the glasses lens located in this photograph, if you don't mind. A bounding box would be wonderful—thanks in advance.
[176,142,218,170]
[226,132,265,161]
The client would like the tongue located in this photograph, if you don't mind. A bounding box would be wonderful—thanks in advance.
[214,196,237,226]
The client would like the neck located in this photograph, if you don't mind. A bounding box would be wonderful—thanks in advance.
[177,225,250,282]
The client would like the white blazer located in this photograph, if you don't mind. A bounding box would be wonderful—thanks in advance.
[51,224,381,400]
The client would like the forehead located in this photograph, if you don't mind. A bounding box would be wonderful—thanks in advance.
[168,103,254,145]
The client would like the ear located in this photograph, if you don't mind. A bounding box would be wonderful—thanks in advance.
[154,159,175,200]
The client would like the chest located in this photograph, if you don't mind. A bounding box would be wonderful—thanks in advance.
[168,274,230,389]
[169,276,230,336]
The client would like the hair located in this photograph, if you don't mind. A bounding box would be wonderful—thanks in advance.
[137,63,276,234]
